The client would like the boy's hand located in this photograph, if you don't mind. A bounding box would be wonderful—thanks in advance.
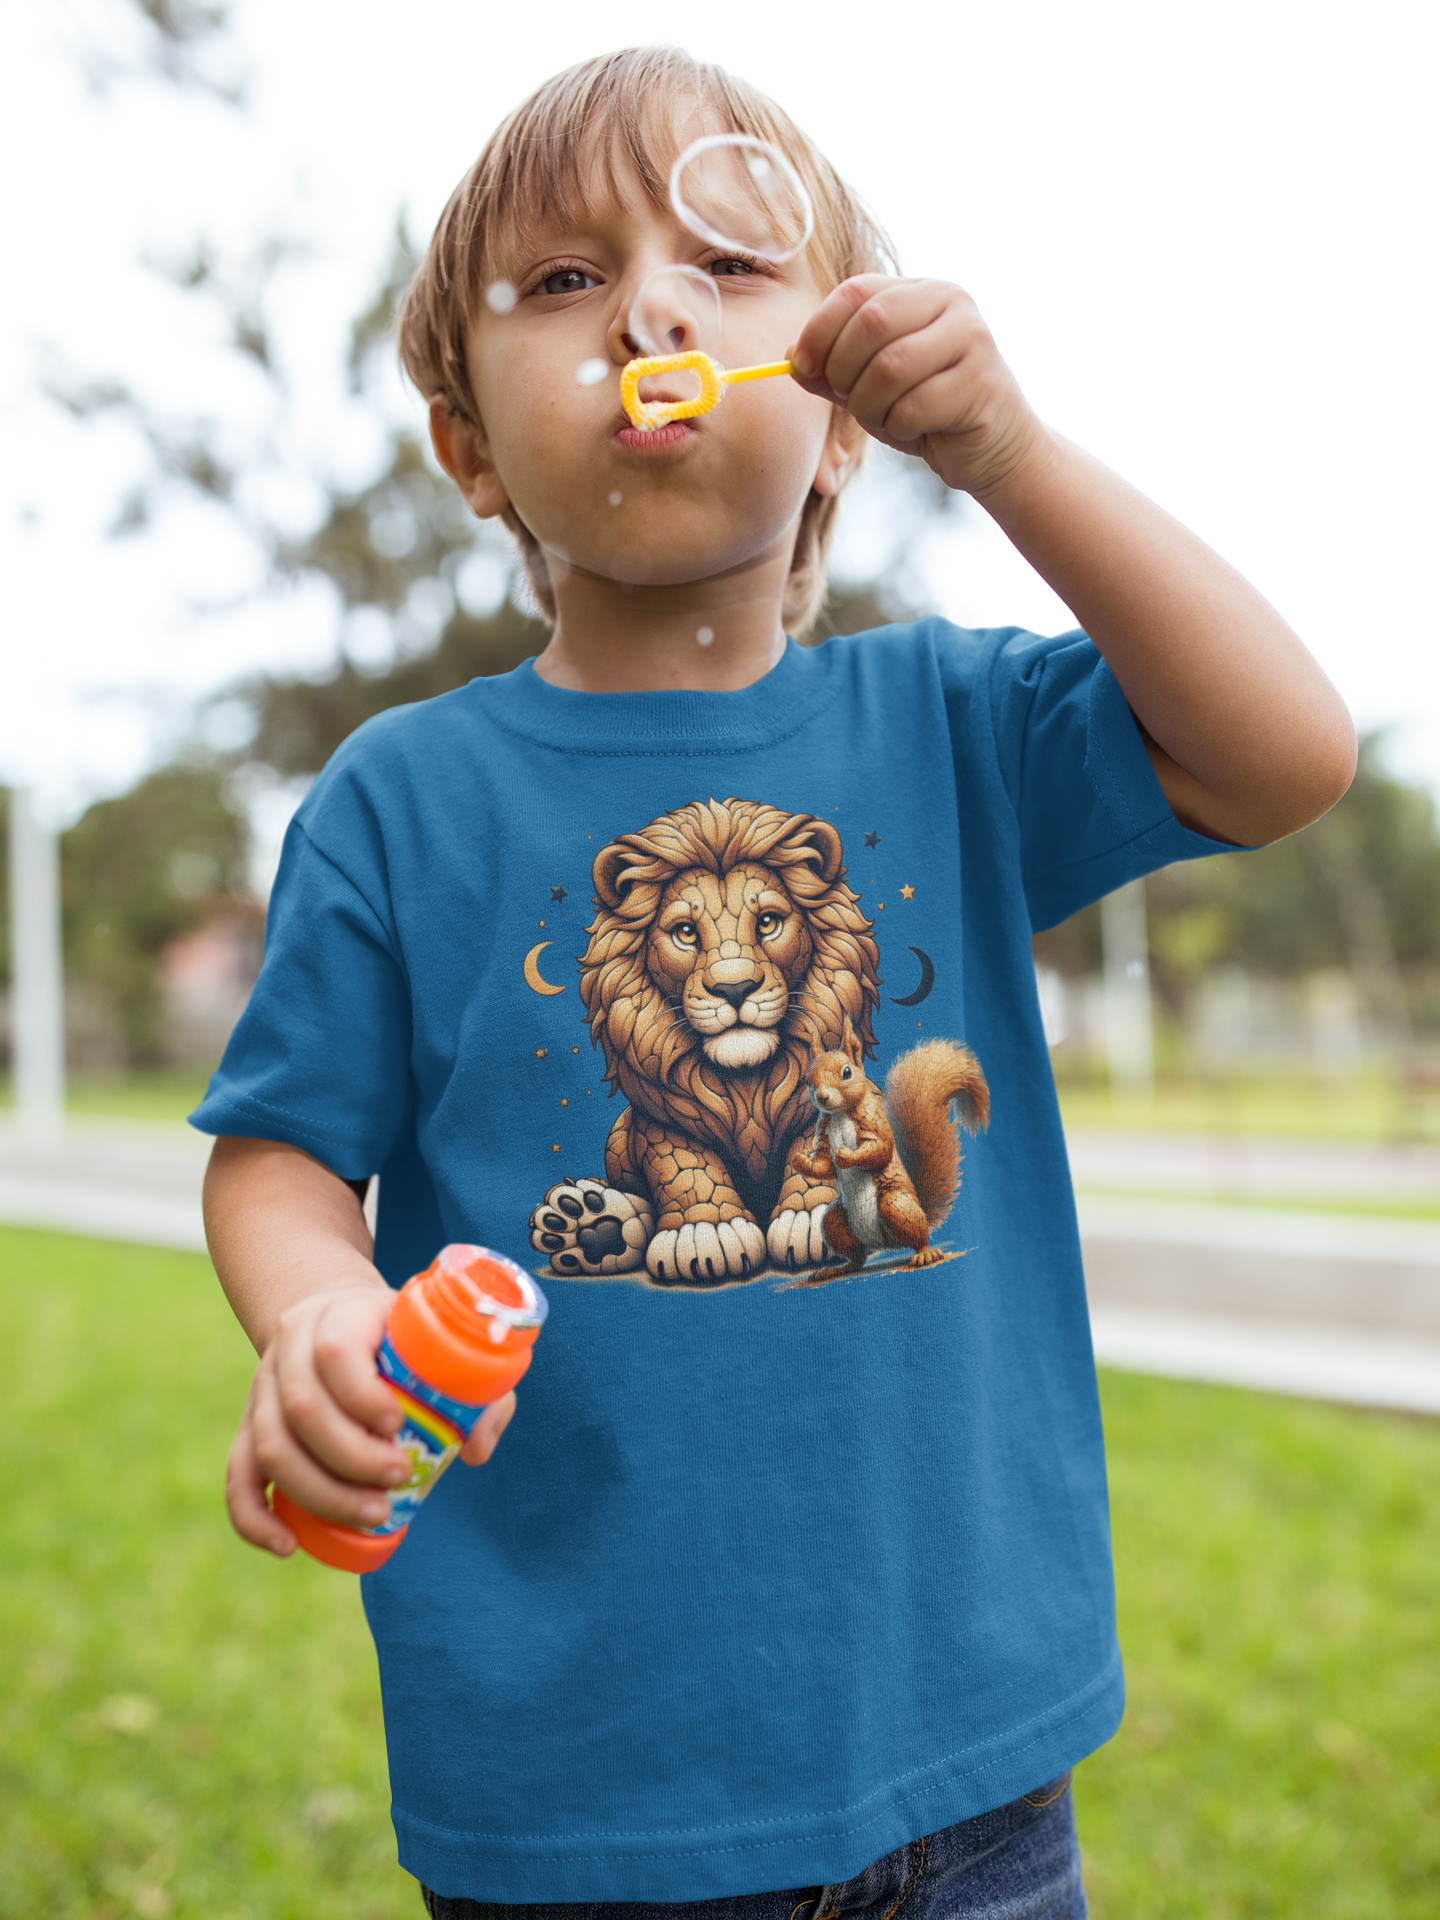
[790,276,1045,499]
[226,1281,517,1556]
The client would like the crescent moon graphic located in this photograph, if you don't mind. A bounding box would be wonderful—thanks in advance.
[889,945,936,1007]
[523,940,567,996]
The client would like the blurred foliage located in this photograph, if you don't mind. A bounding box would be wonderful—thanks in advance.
[66,0,243,105]
[1151,735,1438,972]
[1034,736,1440,1023]
[60,768,252,1065]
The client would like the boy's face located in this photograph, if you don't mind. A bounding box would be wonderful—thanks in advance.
[447,143,851,598]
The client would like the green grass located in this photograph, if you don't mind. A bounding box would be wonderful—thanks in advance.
[0,1070,215,1126]
[1074,1189,1440,1222]
[0,1228,414,1920]
[3,1228,1439,1916]
[1058,1077,1440,1145]
[1080,1373,1440,1917]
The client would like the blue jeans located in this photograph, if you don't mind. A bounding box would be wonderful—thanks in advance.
[421,1774,1084,1920]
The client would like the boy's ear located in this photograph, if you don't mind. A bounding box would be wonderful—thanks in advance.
[809,406,865,500]
[428,396,511,521]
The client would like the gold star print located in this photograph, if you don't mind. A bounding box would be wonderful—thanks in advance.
[900,884,915,900]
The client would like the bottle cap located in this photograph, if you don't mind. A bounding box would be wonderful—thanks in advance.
[429,1244,549,1346]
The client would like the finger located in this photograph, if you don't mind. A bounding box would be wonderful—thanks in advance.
[822,283,961,414]
[869,363,986,450]
[460,1391,516,1466]
[309,1291,404,1434]
[789,274,896,386]
[273,1318,410,1486]
[249,1358,397,1528]
[226,1407,297,1555]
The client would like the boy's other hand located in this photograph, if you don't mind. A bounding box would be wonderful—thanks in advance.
[461,1391,517,1467]
[790,276,1044,499]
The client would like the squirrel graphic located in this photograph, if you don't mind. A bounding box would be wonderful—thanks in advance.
[785,1017,990,1286]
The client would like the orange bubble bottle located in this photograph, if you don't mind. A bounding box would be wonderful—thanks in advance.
[272,1245,548,1574]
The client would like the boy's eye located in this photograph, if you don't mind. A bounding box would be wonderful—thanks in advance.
[539,267,599,296]
[708,256,757,278]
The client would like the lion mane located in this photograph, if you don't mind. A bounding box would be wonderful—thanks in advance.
[578,798,881,1208]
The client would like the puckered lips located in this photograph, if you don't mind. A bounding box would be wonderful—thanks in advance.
[613,386,706,453]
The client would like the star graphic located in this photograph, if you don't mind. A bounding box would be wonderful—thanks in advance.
[864,830,881,849]
[900,884,915,900]
[550,884,568,903]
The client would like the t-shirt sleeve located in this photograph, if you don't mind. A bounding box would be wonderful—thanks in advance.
[188,816,413,1181]
[969,624,1255,931]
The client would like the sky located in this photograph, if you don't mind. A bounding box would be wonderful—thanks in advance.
[2,0,1437,825]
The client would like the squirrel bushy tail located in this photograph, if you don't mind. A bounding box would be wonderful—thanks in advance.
[885,1040,991,1226]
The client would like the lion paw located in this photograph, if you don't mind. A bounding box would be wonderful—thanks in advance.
[767,1206,832,1271]
[647,1217,767,1286]
[530,1179,654,1277]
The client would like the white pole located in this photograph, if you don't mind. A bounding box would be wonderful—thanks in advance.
[1101,877,1154,1094]
[9,787,66,1132]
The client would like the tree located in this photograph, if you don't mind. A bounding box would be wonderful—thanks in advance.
[61,766,251,1063]
[1035,735,1440,1039]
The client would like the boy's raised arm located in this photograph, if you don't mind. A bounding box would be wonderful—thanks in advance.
[792,278,1358,847]
[206,1137,514,1557]
[961,432,1357,847]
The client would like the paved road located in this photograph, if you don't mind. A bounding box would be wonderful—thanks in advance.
[2,1119,1437,1413]
[0,1119,210,1251]
[1067,1127,1440,1202]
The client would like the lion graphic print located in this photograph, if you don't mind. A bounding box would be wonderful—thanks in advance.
[529,797,989,1290]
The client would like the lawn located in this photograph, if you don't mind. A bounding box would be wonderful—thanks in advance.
[0,1070,215,1127]
[2,1227,1438,1918]
[1057,1075,1440,1146]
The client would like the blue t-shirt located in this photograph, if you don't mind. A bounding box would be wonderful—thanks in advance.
[193,622,1231,1903]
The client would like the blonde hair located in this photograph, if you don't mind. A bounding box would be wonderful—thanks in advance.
[397,47,895,635]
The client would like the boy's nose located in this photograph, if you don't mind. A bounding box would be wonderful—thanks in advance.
[621,327,689,357]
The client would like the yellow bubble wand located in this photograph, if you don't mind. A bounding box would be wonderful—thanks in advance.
[620,351,792,432]
[619,134,815,430]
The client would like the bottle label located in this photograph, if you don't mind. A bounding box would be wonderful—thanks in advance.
[370,1333,487,1537]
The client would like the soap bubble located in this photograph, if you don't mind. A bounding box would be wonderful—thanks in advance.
[485,280,518,315]
[628,264,722,360]
[670,135,814,264]
[575,357,610,386]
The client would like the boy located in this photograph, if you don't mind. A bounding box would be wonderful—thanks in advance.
[196,46,1355,1920]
